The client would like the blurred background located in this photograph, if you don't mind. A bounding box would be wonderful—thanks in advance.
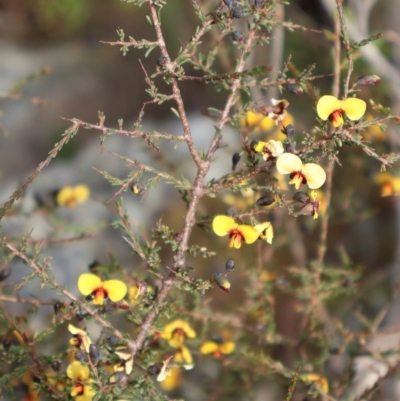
[1,0,400,400]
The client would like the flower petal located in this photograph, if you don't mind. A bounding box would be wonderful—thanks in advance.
[78,274,102,296]
[212,216,237,237]
[342,97,367,121]
[66,361,90,381]
[254,141,267,153]
[302,163,326,189]
[56,186,74,206]
[73,185,90,204]
[276,153,303,174]
[254,222,274,244]
[103,280,128,302]
[237,225,260,244]
[220,341,235,354]
[200,341,219,355]
[266,140,284,157]
[316,95,343,120]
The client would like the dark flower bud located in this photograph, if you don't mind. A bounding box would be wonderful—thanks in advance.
[157,56,168,68]
[88,260,100,273]
[210,334,224,343]
[174,232,184,242]
[111,371,127,385]
[250,139,259,151]
[231,6,244,18]
[53,302,63,315]
[285,142,296,153]
[283,124,295,138]
[355,74,381,86]
[213,273,231,293]
[329,346,340,355]
[131,182,145,196]
[224,0,236,8]
[89,344,100,362]
[254,0,263,8]
[293,192,310,204]
[226,207,236,217]
[107,335,119,347]
[75,312,85,323]
[232,31,244,42]
[137,280,148,297]
[232,153,241,171]
[33,376,40,384]
[148,362,163,375]
[225,259,235,274]
[2,339,11,352]
[51,360,61,372]
[0,266,11,282]
[286,83,304,96]
[256,193,275,206]
[75,351,85,362]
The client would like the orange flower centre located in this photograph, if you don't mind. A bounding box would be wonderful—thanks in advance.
[213,350,222,358]
[261,146,274,160]
[329,109,344,126]
[93,286,108,304]
[172,328,186,342]
[71,382,84,396]
[70,335,82,347]
[228,229,244,248]
[289,171,307,189]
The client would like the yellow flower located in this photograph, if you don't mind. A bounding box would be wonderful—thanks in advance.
[276,153,326,190]
[66,361,96,401]
[159,367,181,391]
[240,111,275,132]
[212,216,260,249]
[174,345,194,370]
[316,95,366,127]
[299,373,329,394]
[200,338,235,358]
[68,324,92,353]
[254,221,274,244]
[56,185,90,207]
[77,273,127,305]
[254,140,284,161]
[375,172,400,196]
[160,320,196,348]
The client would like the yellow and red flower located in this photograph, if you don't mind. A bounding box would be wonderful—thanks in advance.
[240,110,275,133]
[66,361,95,401]
[375,172,400,196]
[200,338,235,358]
[68,324,92,353]
[77,273,127,306]
[254,140,284,161]
[56,185,90,207]
[276,153,326,190]
[212,216,260,249]
[160,320,196,348]
[316,95,366,127]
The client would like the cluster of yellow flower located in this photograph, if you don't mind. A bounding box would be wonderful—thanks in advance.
[214,94,368,248]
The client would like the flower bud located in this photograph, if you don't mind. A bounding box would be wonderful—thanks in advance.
[148,362,163,375]
[107,335,119,347]
[282,124,295,138]
[88,260,100,273]
[232,31,244,42]
[232,153,241,171]
[231,6,244,18]
[226,207,236,217]
[293,192,310,204]
[225,259,235,274]
[131,182,145,195]
[213,273,231,293]
[157,56,168,68]
[137,280,148,297]
[174,232,184,242]
[110,371,128,385]
[53,302,64,315]
[256,193,275,206]
[286,83,304,95]
[75,350,85,362]
[285,142,296,153]
[0,266,10,282]
[2,339,11,352]
[254,0,263,8]
[89,344,100,362]
[250,139,259,151]
[355,74,381,86]
[224,0,236,8]
[51,360,61,372]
